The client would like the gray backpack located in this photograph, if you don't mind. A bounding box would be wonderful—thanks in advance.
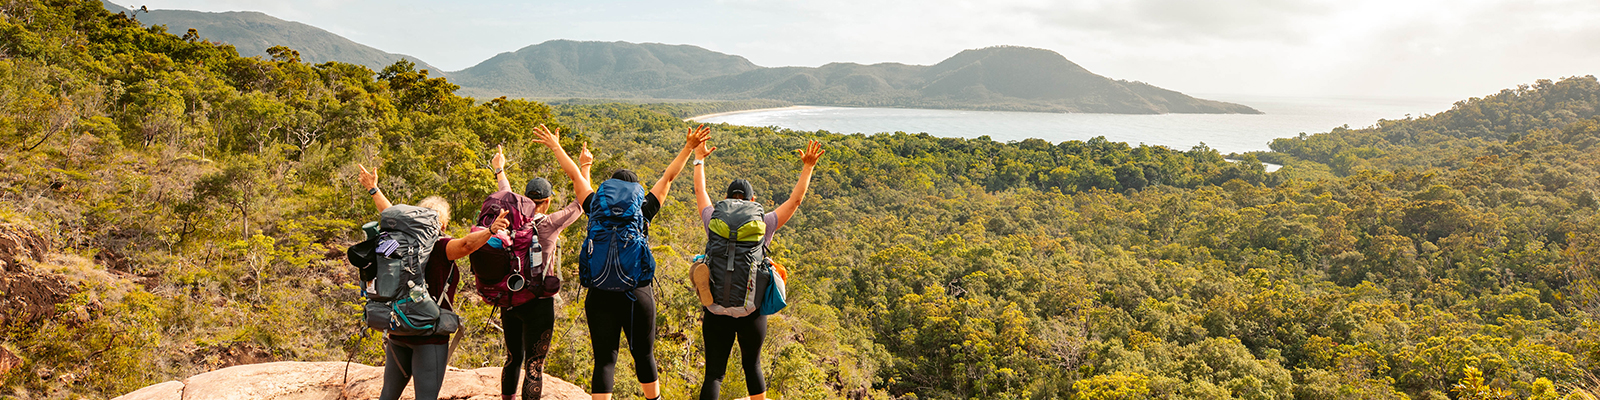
[352,205,458,336]
[702,199,770,317]
[368,205,440,301]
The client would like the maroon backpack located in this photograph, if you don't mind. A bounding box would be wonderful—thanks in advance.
[469,191,560,308]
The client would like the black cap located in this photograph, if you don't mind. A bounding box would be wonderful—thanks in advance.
[525,177,553,199]
[726,179,755,200]
[611,169,640,183]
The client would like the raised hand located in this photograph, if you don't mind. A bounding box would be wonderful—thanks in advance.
[798,140,825,166]
[684,125,712,150]
[489,209,511,232]
[358,164,378,190]
[578,143,594,166]
[694,141,718,160]
[359,163,392,211]
[655,125,712,200]
[491,145,506,172]
[533,124,561,148]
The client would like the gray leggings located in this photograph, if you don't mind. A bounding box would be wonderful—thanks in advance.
[380,339,449,400]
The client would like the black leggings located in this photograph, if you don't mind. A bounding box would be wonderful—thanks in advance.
[501,297,556,399]
[380,339,449,400]
[699,311,768,399]
[585,285,659,394]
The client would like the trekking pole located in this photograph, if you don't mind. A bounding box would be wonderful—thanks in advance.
[446,263,468,364]
[484,305,501,369]
[448,319,468,365]
[487,305,504,333]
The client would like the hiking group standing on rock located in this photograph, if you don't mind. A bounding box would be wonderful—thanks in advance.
[349,124,825,400]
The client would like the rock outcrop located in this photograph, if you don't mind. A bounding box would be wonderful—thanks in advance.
[0,222,48,271]
[0,223,75,327]
[113,361,590,400]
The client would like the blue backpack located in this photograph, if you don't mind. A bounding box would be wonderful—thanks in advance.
[580,179,655,292]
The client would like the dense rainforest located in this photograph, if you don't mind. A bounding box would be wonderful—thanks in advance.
[2,1,1599,399]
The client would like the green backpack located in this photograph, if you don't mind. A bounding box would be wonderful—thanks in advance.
[702,199,770,317]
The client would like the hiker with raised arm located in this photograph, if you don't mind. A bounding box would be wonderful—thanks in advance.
[467,129,594,400]
[355,164,509,400]
[578,125,711,400]
[689,139,825,400]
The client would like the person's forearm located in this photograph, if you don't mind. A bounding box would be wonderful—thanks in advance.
[447,226,494,260]
[661,147,694,183]
[694,161,712,210]
[371,190,392,212]
[788,164,816,205]
[546,142,588,193]
[651,147,695,199]
[575,161,594,199]
[495,168,511,192]
[461,227,492,249]
[772,164,814,229]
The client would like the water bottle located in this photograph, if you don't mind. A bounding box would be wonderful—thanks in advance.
[528,242,544,268]
[408,283,428,302]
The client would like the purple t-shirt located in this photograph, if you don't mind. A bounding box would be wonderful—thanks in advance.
[701,206,780,247]
[492,174,585,281]
[531,200,584,275]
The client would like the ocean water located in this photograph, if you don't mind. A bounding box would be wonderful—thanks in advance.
[696,94,1458,154]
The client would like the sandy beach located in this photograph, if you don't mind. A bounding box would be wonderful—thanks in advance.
[683,105,817,122]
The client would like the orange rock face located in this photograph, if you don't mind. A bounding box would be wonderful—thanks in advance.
[112,361,589,400]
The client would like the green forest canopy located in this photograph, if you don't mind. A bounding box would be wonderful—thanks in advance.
[2,1,1599,399]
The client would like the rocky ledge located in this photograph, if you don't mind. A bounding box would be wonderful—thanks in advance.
[113,361,589,400]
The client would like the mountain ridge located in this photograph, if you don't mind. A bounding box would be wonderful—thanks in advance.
[100,1,445,73]
[450,39,761,99]
[97,2,1256,114]
[457,43,1259,114]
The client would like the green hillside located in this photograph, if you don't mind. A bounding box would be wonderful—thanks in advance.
[1264,78,1600,174]
[459,42,1261,114]
[4,1,1600,399]
[651,45,1258,114]
[100,1,445,74]
[450,39,762,100]
[93,2,1254,115]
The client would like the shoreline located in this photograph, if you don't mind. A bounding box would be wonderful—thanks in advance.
[683,105,817,122]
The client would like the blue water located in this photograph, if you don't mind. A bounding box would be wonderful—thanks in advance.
[696,94,1457,154]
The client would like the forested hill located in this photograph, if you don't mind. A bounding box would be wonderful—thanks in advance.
[93,0,1256,114]
[458,42,1260,114]
[1265,77,1600,174]
[4,1,1600,400]
[449,40,762,100]
[98,1,445,74]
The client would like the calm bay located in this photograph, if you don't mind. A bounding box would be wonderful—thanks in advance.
[693,94,1458,154]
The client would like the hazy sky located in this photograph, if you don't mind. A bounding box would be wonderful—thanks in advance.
[124,0,1598,100]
